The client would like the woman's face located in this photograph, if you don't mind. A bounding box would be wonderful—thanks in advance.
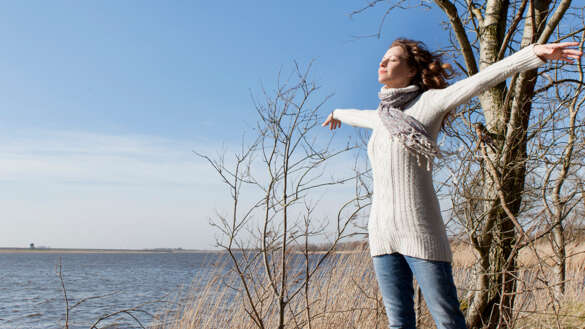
[378,46,416,89]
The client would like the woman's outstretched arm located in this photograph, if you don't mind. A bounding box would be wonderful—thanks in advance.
[425,42,582,115]
[322,109,377,130]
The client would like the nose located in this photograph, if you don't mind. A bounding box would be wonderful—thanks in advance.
[379,58,388,68]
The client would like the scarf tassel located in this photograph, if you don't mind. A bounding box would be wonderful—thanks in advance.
[377,85,442,171]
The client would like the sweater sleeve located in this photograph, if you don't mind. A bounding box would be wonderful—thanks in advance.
[425,44,546,116]
[332,109,377,130]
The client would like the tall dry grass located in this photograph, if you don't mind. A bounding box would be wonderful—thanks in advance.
[451,240,585,329]
[154,243,585,329]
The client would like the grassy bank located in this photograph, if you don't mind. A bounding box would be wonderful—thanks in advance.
[154,241,585,329]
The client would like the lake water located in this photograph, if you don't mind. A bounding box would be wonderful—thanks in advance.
[0,252,227,329]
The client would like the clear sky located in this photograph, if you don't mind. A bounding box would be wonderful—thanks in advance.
[1,1,449,249]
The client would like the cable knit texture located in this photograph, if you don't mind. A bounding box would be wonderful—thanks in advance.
[332,45,545,262]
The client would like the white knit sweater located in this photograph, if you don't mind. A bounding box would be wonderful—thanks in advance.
[333,45,545,262]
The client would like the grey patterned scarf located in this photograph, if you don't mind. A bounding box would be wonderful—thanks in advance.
[377,85,441,170]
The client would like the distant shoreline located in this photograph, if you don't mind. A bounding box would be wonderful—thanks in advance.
[0,248,360,255]
[0,247,222,254]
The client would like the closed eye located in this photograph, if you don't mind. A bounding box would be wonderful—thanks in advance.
[380,57,400,65]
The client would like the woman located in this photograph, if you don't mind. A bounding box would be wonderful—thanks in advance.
[322,39,581,329]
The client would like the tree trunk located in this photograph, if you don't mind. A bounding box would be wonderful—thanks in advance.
[552,225,566,296]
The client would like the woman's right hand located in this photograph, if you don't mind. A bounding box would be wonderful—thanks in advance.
[322,112,341,130]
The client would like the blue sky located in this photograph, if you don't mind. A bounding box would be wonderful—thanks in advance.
[1,1,449,249]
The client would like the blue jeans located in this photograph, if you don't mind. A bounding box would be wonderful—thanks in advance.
[372,253,467,329]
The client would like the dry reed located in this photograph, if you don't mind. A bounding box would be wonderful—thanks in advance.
[154,245,585,329]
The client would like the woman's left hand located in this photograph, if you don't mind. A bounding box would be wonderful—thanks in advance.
[534,42,583,63]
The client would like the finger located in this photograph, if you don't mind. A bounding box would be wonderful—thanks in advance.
[550,42,579,49]
[562,51,583,61]
[559,54,577,62]
[563,49,583,57]
[558,58,575,63]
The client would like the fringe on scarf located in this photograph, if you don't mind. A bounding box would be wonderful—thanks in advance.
[377,85,442,171]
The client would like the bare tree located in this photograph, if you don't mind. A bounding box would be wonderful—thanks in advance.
[198,61,368,328]
[532,32,585,297]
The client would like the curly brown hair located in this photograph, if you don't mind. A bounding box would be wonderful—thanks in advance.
[390,38,454,91]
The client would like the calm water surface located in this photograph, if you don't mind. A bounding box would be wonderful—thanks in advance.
[0,252,226,329]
